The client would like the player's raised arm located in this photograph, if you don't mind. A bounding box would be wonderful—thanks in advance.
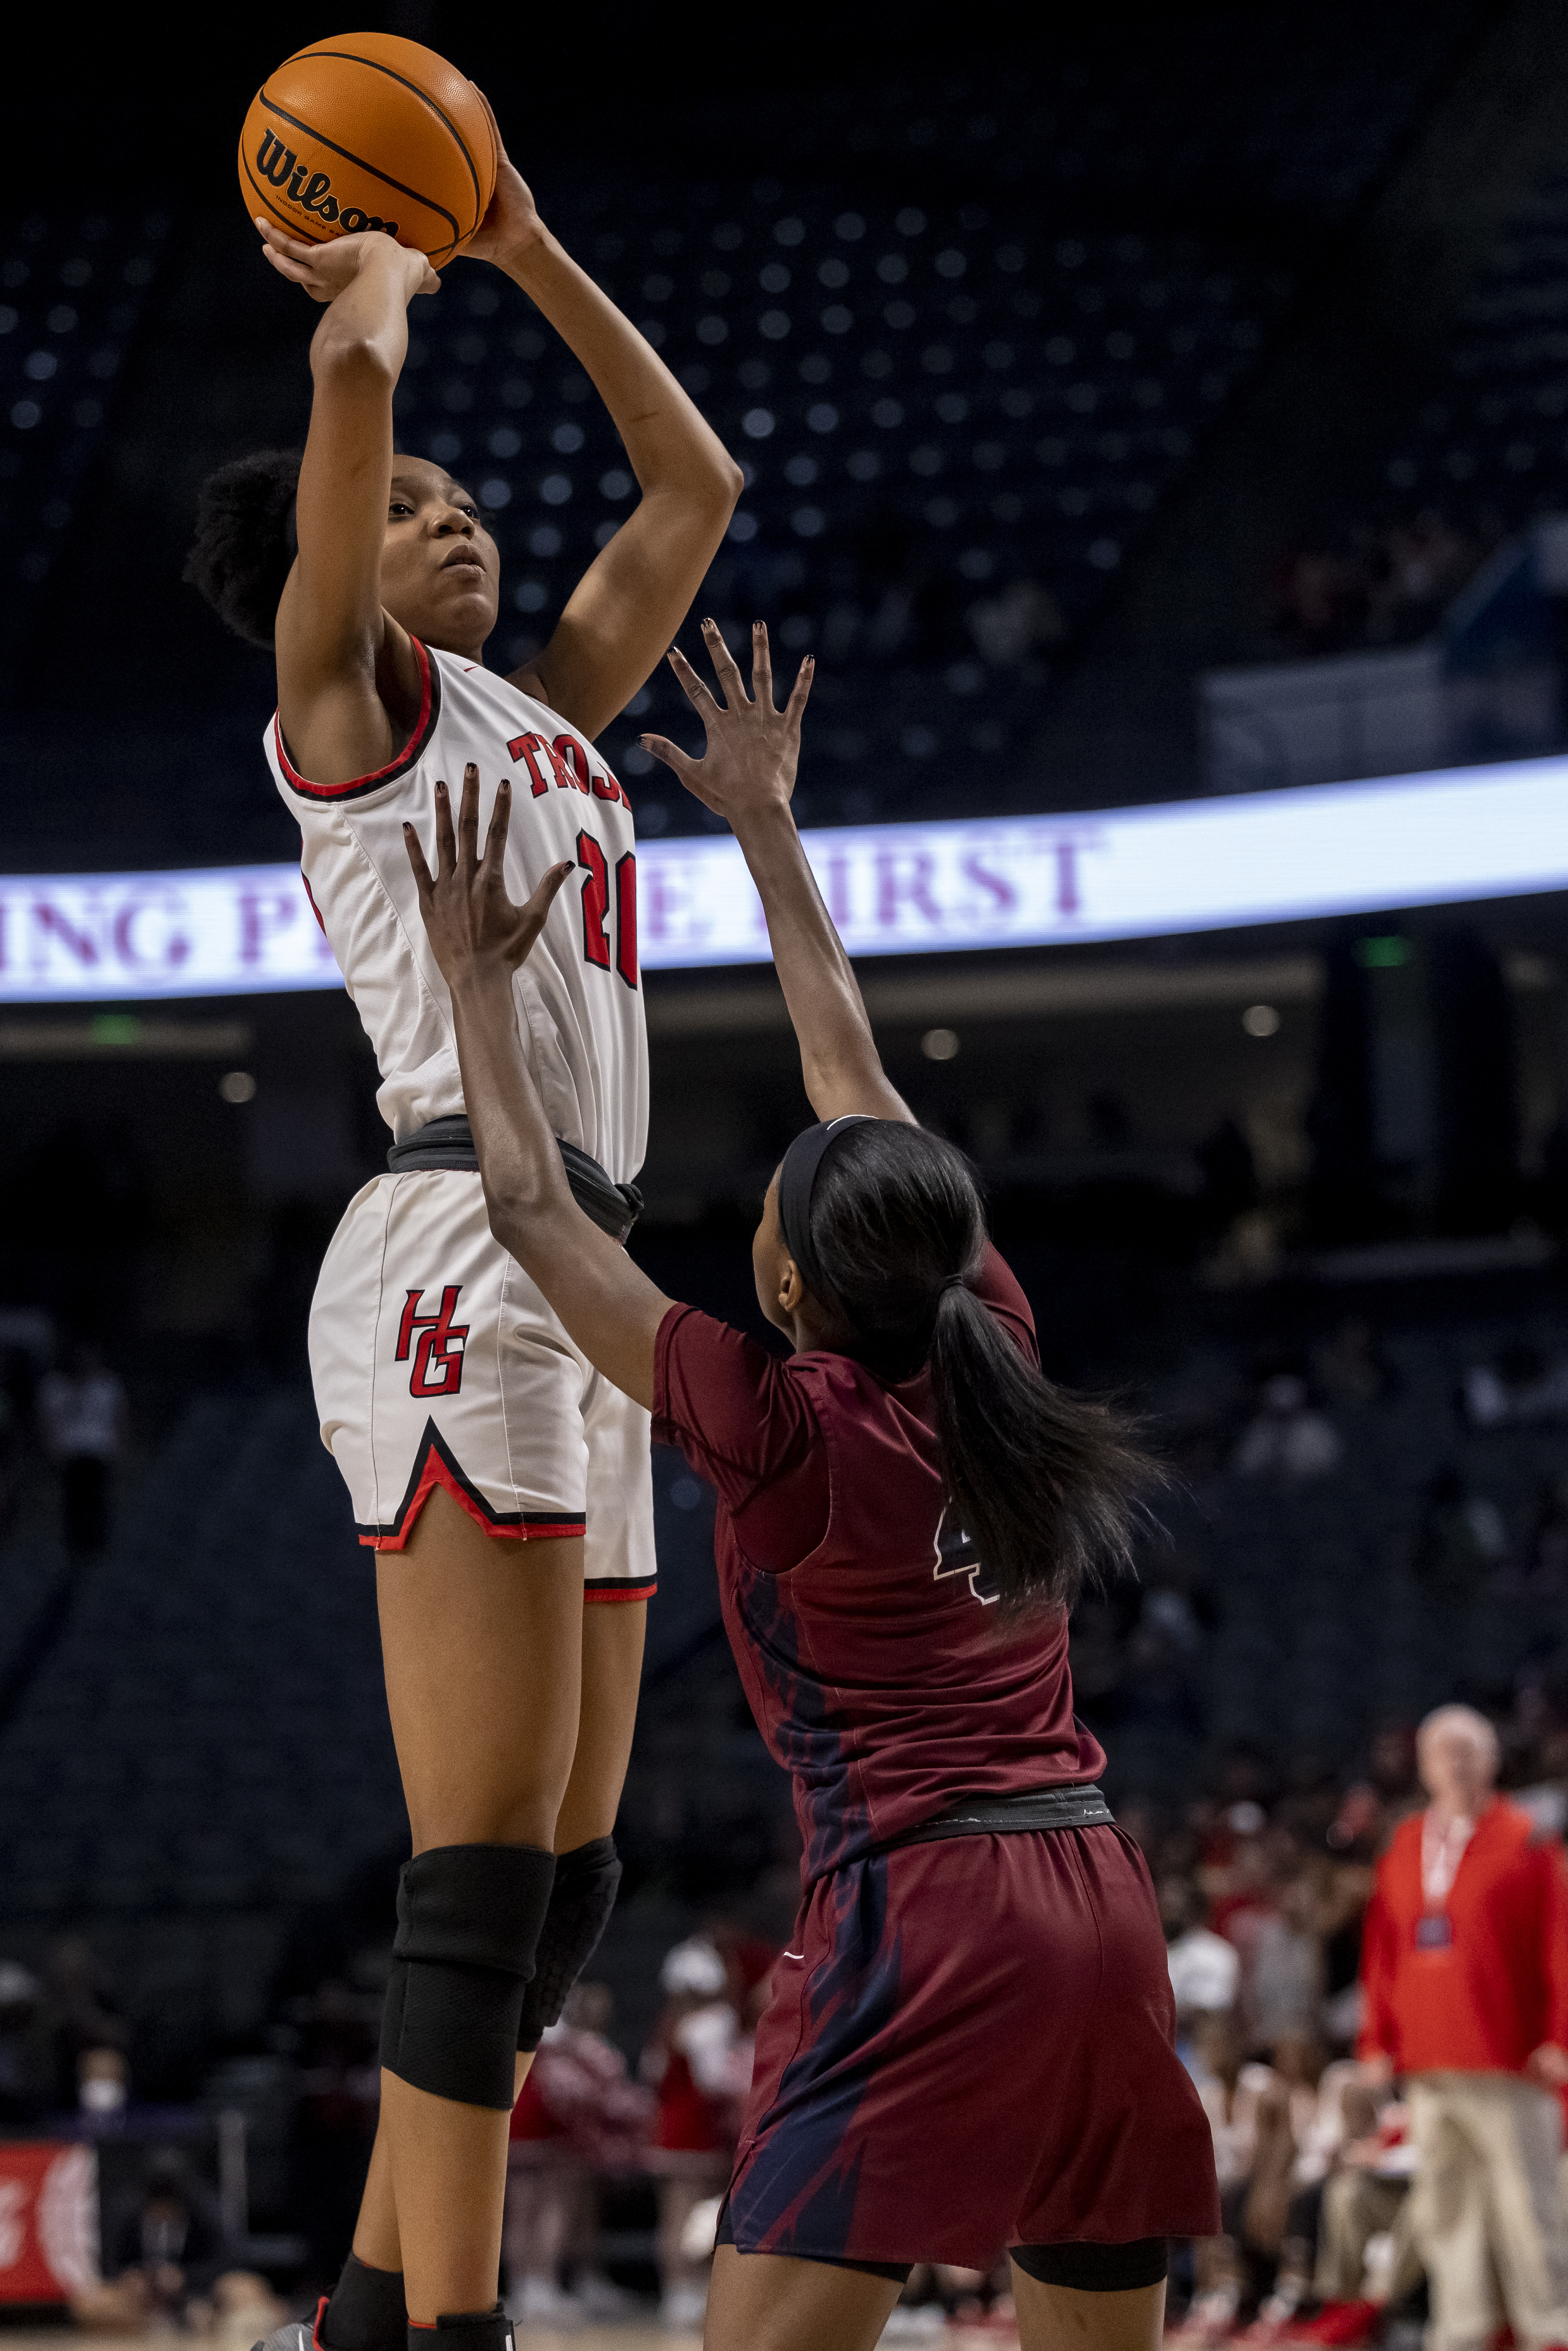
[404,767,674,1406]
[645,621,914,1128]
[258,222,440,783]
[465,100,742,740]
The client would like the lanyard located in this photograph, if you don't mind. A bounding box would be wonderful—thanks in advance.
[1421,1809,1474,1907]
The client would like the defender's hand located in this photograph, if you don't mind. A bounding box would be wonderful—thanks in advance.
[461,88,547,267]
[404,764,570,988]
[642,619,813,827]
[256,219,439,302]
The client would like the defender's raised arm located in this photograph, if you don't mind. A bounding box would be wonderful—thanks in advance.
[645,620,913,1128]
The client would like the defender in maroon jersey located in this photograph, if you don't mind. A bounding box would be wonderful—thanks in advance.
[406,623,1219,2351]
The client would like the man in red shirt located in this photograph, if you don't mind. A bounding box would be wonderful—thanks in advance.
[1358,1704,1568,2351]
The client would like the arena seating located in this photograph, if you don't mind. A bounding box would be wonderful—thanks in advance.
[0,207,172,654]
[0,1400,725,1924]
[393,202,1292,830]
[0,2,1485,844]
[1111,1293,1568,1799]
[4,1271,1567,1925]
[1380,177,1568,530]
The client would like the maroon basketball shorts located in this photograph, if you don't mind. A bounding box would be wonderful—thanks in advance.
[727,1823,1220,2272]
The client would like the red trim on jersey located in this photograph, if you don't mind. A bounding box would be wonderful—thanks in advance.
[273,637,440,802]
[357,1419,584,1550]
[585,1580,658,1605]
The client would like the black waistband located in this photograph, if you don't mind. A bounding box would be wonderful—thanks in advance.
[877,1781,1115,1852]
[386,1117,644,1245]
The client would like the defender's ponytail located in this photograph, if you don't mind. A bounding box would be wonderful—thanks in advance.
[796,1118,1159,1617]
[183,449,302,649]
[926,1277,1154,1615]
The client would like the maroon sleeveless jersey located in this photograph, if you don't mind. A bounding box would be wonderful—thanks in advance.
[651,1244,1105,1887]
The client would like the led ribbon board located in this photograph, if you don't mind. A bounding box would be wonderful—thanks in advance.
[3,755,1568,1001]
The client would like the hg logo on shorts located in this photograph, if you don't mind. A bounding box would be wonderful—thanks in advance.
[396,1286,469,1398]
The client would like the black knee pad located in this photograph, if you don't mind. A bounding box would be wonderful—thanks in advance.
[379,1843,555,2109]
[517,1835,623,2052]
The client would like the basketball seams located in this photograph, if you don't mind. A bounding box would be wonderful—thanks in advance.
[256,91,462,253]
[284,43,485,235]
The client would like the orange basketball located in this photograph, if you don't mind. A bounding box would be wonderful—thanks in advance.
[239,31,498,268]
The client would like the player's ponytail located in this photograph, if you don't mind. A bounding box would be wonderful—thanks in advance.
[801,1120,1158,1616]
[183,449,302,649]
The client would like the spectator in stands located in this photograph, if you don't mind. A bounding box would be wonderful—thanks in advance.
[0,1963,46,2123]
[1358,1722,1420,1843]
[1176,2014,1266,2342]
[93,2149,230,2324]
[1249,1873,1325,2048]
[1232,1376,1342,1481]
[965,577,1063,670]
[1207,1807,1285,2038]
[72,2150,287,2338]
[291,1975,381,2292]
[1358,1703,1568,2351]
[1163,1879,1241,2024]
[642,1938,747,2335]
[1528,1474,1568,1595]
[1310,1319,1389,1410]
[1412,1466,1508,1593]
[1298,2077,1420,2348]
[503,1982,648,2330]
[1270,509,1485,658]
[1460,1343,1568,1433]
[1365,510,1477,646]
[39,1934,127,2112]
[37,1339,126,1561]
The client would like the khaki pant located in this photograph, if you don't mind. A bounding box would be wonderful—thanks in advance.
[1407,2072,1568,2351]
[1313,2168,1419,2303]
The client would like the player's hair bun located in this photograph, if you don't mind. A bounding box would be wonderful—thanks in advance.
[184,448,303,650]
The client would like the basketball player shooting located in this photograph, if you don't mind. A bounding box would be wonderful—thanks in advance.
[186,92,740,2351]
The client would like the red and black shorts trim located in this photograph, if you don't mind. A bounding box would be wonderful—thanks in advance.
[584,1573,658,1604]
[358,1419,584,1552]
[274,636,441,804]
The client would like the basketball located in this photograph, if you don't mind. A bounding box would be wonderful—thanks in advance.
[238,31,498,268]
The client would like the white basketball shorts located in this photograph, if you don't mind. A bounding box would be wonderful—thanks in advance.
[309,1169,655,1601]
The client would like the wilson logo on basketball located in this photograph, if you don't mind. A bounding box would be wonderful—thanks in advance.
[253,132,398,237]
[238,32,499,267]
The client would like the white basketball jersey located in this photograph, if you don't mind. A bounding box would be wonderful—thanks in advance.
[265,640,648,1184]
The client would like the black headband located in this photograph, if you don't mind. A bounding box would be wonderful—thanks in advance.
[777,1115,875,1304]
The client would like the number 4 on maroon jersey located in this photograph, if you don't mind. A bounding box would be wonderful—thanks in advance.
[933,1506,999,1605]
[396,1286,469,1397]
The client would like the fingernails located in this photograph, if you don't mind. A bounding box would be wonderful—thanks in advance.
[702,616,716,630]
[435,781,447,794]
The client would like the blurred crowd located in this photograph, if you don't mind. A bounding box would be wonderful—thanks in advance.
[1268,509,1490,658]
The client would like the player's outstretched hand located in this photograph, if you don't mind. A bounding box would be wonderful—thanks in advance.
[404,764,571,990]
[642,620,814,829]
[255,219,440,302]
[461,87,547,270]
